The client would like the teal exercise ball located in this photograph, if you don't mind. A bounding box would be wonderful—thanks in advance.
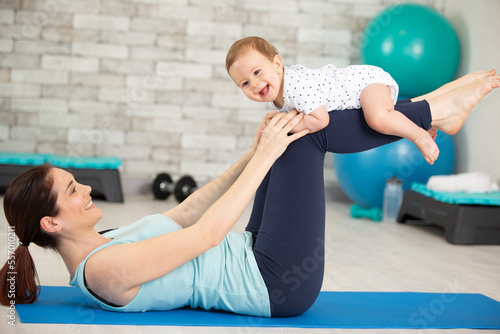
[360,3,460,97]
[333,131,455,208]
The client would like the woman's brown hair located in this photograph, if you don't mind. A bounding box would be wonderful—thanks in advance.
[226,36,279,73]
[0,165,60,305]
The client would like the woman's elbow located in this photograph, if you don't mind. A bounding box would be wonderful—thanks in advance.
[210,235,224,248]
[195,224,224,249]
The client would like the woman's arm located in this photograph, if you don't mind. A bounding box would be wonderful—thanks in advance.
[164,150,254,229]
[164,110,278,228]
[84,111,308,306]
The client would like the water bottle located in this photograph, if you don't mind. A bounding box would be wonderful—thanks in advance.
[383,176,403,221]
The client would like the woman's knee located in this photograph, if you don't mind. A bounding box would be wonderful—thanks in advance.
[270,285,322,317]
[267,266,324,317]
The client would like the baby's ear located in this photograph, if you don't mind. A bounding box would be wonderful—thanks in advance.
[273,55,283,73]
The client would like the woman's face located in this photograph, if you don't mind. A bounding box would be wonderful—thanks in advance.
[50,168,103,232]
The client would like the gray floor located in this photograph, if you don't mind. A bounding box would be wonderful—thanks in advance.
[1,193,499,334]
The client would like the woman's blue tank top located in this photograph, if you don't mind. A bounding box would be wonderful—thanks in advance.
[69,214,271,317]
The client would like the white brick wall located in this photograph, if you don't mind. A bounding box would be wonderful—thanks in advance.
[72,42,128,59]
[0,83,40,98]
[0,68,10,80]
[156,62,213,79]
[0,0,444,188]
[70,73,125,87]
[1,55,39,68]
[0,125,8,141]
[0,39,13,52]
[0,9,14,24]
[15,40,71,54]
[11,98,67,113]
[11,69,68,85]
[73,14,130,31]
[186,21,242,39]
[42,55,99,73]
[68,128,125,146]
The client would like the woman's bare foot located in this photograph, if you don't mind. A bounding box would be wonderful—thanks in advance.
[414,129,440,165]
[428,75,500,135]
[412,70,495,102]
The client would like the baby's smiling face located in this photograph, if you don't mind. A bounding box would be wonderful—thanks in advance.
[229,48,283,105]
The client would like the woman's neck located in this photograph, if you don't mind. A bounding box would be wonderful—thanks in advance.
[58,230,112,278]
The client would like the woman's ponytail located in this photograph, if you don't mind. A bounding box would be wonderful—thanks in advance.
[0,245,39,305]
[0,165,60,305]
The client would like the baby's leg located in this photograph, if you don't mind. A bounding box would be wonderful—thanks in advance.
[412,70,495,102]
[361,84,439,164]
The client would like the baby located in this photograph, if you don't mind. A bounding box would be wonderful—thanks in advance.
[226,36,439,164]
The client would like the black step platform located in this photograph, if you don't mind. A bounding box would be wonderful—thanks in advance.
[0,153,123,203]
[397,190,500,245]
[0,165,123,203]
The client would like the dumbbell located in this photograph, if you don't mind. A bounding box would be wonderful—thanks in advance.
[350,204,382,222]
[152,173,198,202]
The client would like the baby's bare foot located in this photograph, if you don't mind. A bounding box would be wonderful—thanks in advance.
[430,75,500,135]
[414,130,440,165]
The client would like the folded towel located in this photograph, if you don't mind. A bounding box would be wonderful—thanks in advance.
[427,172,499,193]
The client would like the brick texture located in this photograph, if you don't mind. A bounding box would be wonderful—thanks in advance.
[0,0,443,188]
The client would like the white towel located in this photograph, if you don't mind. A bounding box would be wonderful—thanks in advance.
[426,172,499,193]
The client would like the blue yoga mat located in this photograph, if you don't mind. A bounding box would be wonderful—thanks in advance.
[16,286,500,329]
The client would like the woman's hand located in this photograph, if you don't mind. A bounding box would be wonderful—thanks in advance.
[166,110,299,229]
[255,110,309,162]
[250,110,278,154]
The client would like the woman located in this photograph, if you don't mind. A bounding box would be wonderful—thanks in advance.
[1,73,499,317]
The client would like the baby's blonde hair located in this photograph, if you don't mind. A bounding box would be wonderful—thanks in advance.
[226,36,279,73]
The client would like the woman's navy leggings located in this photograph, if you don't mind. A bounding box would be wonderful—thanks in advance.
[246,99,432,317]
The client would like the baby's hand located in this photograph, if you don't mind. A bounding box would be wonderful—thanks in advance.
[289,106,329,134]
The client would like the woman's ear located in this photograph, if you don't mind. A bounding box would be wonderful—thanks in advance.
[274,55,283,74]
[40,217,62,233]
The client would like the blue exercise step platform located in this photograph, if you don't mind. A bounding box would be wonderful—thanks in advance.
[0,152,123,203]
[397,183,500,245]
